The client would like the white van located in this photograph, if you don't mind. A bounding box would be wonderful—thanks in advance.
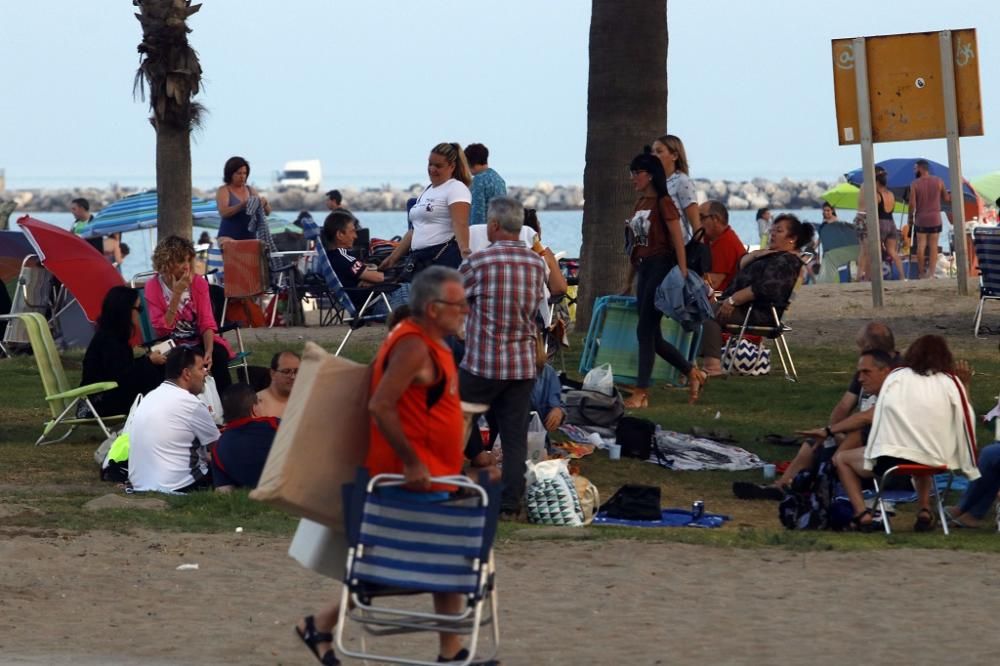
[276,160,322,192]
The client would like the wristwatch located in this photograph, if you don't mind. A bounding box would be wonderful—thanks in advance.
[726,296,736,307]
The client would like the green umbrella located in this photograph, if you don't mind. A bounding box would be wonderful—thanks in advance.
[972,172,1000,205]
[820,182,907,214]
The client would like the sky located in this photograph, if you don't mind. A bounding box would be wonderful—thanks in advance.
[1,0,998,190]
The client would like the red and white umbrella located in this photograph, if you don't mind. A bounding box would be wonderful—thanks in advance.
[17,216,126,322]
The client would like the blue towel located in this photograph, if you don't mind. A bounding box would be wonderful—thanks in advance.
[593,508,730,529]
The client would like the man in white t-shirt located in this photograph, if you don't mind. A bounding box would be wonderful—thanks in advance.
[128,347,220,493]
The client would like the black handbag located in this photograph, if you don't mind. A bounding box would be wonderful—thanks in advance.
[599,484,662,521]
[399,238,454,282]
[616,416,657,459]
[684,227,713,276]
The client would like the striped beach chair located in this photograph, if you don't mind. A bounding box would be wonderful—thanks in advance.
[334,469,500,666]
[973,226,1000,337]
[299,216,398,355]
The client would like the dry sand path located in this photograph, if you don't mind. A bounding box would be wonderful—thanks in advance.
[2,529,1000,665]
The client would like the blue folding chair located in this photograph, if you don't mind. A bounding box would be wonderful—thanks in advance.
[973,226,1000,337]
[335,469,500,666]
[299,216,398,355]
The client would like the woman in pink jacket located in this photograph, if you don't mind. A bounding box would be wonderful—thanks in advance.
[146,235,233,392]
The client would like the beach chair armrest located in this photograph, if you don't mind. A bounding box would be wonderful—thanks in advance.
[46,382,119,401]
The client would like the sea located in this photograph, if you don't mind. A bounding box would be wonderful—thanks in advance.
[21,208,830,279]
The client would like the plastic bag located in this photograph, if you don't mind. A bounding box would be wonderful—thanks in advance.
[526,412,547,464]
[198,375,224,425]
[524,458,584,526]
[582,363,614,396]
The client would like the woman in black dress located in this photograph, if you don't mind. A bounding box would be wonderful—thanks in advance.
[81,286,166,416]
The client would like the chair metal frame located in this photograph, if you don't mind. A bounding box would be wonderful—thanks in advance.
[972,226,1000,337]
[334,472,500,666]
[722,302,797,382]
[870,464,953,536]
[299,216,397,355]
[0,312,124,445]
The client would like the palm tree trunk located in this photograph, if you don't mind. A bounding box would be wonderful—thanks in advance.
[156,124,192,240]
[576,0,668,330]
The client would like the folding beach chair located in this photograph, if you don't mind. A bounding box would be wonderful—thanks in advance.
[720,254,811,383]
[217,239,270,326]
[335,469,500,666]
[0,312,124,445]
[1,255,52,355]
[299,216,399,355]
[972,226,1000,337]
[870,464,956,536]
[816,221,859,284]
[578,295,702,387]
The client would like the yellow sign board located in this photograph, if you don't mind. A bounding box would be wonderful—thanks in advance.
[832,29,983,145]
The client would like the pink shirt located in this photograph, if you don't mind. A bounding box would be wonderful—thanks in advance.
[145,273,233,357]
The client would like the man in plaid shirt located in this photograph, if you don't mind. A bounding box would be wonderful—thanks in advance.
[460,197,547,516]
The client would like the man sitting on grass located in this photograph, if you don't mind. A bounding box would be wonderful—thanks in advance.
[212,383,279,493]
[733,322,897,501]
[128,347,220,493]
[256,350,300,419]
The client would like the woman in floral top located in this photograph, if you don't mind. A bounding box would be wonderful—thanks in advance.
[700,214,814,371]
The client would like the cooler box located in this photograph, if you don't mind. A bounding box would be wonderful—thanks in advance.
[579,295,702,387]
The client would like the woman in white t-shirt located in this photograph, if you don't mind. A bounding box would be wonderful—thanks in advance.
[652,134,700,243]
[381,142,472,277]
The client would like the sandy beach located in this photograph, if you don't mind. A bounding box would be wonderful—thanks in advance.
[2,528,1000,665]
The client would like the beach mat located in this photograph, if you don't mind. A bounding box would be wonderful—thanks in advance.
[593,508,730,529]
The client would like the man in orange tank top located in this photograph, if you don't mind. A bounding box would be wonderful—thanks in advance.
[297,267,495,665]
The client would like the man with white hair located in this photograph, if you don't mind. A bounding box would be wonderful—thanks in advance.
[459,196,547,518]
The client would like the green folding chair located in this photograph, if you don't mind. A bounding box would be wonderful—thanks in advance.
[0,312,125,445]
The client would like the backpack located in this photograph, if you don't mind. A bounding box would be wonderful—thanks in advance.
[616,416,657,460]
[564,389,625,428]
[778,443,837,530]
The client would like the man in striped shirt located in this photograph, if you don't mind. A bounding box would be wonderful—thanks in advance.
[460,197,546,516]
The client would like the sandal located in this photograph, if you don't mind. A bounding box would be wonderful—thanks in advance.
[438,648,500,664]
[295,615,340,665]
[623,389,649,410]
[914,508,934,533]
[687,368,707,404]
[850,508,875,533]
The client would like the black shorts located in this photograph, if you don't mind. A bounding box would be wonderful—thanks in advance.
[916,225,942,235]
[872,455,916,478]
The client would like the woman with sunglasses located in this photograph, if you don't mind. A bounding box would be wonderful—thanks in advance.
[80,285,166,417]
[623,150,706,407]
[379,143,473,277]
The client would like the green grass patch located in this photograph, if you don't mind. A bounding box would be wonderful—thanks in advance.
[2,334,1000,552]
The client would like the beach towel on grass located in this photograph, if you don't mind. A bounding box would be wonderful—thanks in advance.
[649,430,763,471]
[593,508,730,529]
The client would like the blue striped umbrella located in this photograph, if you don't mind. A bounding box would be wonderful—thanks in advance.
[78,190,220,238]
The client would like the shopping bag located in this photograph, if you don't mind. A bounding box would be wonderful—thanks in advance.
[250,341,372,527]
[526,411,547,464]
[288,517,349,579]
[582,363,614,396]
[197,375,224,425]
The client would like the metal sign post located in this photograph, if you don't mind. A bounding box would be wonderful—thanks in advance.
[853,37,884,308]
[940,30,969,294]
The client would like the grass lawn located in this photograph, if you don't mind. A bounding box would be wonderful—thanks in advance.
[2,334,1000,553]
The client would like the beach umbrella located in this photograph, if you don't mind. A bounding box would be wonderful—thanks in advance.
[820,183,908,214]
[78,190,221,238]
[194,213,303,235]
[844,158,977,202]
[17,216,126,322]
[971,172,1000,205]
[0,230,35,283]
